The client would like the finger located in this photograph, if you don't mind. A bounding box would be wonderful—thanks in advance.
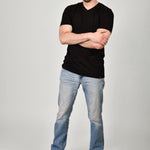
[101,38,108,46]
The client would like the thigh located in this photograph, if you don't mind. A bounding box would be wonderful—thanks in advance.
[56,68,81,119]
[81,77,105,121]
[58,69,80,104]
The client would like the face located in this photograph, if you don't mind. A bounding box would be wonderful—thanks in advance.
[83,0,92,2]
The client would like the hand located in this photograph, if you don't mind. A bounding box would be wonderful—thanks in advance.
[90,31,108,47]
[96,28,111,40]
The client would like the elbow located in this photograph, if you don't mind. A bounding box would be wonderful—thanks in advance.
[59,32,69,45]
[60,40,66,45]
[59,38,66,45]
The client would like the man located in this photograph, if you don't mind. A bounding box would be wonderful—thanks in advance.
[51,0,114,149]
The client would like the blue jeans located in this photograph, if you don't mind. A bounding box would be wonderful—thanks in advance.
[51,68,105,150]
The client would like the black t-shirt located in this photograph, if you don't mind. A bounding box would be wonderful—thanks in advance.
[60,2,114,78]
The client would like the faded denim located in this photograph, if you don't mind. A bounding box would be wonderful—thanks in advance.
[51,68,105,150]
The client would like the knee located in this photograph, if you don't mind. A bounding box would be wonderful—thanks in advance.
[88,113,102,124]
[56,108,71,121]
[56,113,68,121]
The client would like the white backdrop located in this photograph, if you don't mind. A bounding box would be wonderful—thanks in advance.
[0,0,150,150]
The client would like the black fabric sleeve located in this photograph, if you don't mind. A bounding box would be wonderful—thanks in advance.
[99,8,114,32]
[60,6,72,26]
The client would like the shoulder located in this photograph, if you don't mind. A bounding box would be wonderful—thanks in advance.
[63,2,81,11]
[98,3,114,16]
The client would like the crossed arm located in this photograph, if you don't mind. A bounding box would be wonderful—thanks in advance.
[59,24,111,50]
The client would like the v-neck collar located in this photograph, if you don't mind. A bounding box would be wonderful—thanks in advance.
[81,2,100,12]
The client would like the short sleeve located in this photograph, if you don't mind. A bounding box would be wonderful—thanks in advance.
[60,6,72,26]
[99,8,114,32]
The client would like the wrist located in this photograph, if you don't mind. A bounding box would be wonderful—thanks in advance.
[86,32,94,41]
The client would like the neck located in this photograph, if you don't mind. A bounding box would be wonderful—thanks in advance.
[83,0,99,10]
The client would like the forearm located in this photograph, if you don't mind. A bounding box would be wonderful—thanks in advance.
[59,25,111,46]
[59,32,92,45]
[80,29,111,49]
[79,40,104,49]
